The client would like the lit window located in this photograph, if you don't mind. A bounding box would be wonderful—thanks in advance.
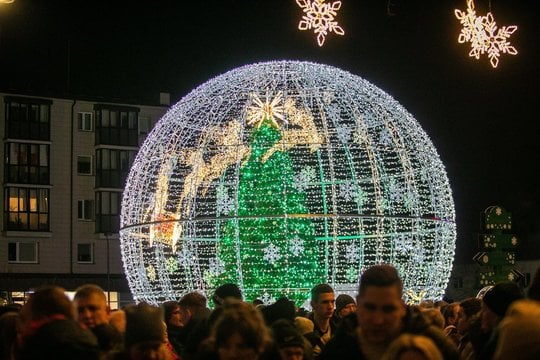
[5,187,49,231]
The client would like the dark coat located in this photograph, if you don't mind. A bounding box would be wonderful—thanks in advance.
[320,306,459,360]
[18,319,100,360]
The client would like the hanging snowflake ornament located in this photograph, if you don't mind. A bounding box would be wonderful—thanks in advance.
[296,0,345,46]
[454,0,518,68]
[455,0,484,45]
[482,12,518,68]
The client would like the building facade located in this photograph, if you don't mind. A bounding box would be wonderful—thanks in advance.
[0,92,169,306]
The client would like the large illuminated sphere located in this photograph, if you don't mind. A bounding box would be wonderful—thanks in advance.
[120,60,456,305]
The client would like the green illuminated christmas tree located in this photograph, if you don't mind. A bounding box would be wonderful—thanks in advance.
[214,118,324,305]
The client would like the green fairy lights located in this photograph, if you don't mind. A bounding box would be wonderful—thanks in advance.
[214,120,324,304]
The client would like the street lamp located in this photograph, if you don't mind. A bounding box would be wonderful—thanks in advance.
[104,232,112,306]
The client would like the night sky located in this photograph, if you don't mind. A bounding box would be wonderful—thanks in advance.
[1,0,539,264]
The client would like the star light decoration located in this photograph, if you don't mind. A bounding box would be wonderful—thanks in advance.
[296,0,345,46]
[454,0,518,68]
[120,61,456,305]
[246,92,286,129]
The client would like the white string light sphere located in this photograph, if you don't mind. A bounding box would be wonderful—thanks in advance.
[120,60,456,305]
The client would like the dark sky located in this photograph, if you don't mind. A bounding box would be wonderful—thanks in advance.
[1,0,539,263]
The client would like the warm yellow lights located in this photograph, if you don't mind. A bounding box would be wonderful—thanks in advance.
[247,92,286,129]
[455,0,517,68]
[296,0,345,46]
[260,97,323,163]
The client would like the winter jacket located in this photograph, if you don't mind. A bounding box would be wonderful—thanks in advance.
[319,306,459,360]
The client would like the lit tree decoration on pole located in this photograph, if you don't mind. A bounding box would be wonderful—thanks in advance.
[120,61,456,305]
[454,0,518,68]
[296,0,345,46]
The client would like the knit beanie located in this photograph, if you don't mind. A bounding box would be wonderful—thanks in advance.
[482,282,523,317]
[335,294,355,314]
[124,302,164,347]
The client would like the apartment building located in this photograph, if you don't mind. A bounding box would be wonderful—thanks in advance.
[0,92,169,306]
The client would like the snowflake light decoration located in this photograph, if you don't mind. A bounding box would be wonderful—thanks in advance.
[120,61,456,304]
[289,236,305,256]
[296,0,345,46]
[454,0,518,68]
[293,166,316,191]
[345,242,360,263]
[482,12,518,68]
[263,243,282,264]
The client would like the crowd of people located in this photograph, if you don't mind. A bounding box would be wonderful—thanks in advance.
[1,264,539,360]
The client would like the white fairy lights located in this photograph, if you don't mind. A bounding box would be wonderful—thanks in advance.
[296,0,345,46]
[120,61,456,305]
[455,0,518,68]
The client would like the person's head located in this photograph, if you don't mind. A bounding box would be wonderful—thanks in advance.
[271,319,305,360]
[421,308,444,329]
[356,265,406,345]
[310,284,335,321]
[457,297,481,335]
[528,266,540,301]
[109,309,126,334]
[480,281,523,333]
[442,303,460,327]
[213,283,243,307]
[178,291,207,325]
[162,300,181,328]
[294,316,314,335]
[0,312,22,359]
[73,284,110,329]
[493,299,540,360]
[124,302,169,359]
[262,297,296,325]
[210,299,271,360]
[21,285,74,323]
[419,300,434,309]
[335,294,356,318]
[382,334,443,360]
